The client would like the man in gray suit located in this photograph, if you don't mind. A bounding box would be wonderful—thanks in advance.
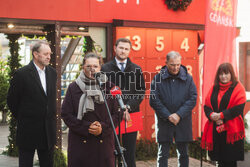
[7,41,57,167]
[150,51,197,167]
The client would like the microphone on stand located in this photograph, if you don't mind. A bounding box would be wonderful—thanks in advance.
[92,75,127,167]
[110,86,126,111]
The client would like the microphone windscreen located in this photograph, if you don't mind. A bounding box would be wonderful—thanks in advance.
[110,86,122,97]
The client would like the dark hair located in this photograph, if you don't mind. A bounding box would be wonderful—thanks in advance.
[214,63,237,86]
[31,41,50,56]
[82,52,102,66]
[115,38,132,48]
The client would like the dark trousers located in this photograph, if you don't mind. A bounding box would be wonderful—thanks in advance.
[218,161,237,167]
[122,131,137,167]
[157,142,189,167]
[19,147,54,167]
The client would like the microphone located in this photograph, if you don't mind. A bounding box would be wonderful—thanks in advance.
[94,72,108,85]
[110,86,126,111]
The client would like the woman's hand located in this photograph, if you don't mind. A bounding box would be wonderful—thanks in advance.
[210,112,221,121]
[89,121,102,136]
[215,119,223,125]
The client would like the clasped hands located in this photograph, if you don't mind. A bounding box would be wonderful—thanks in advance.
[210,112,223,125]
[168,113,180,126]
[88,121,102,136]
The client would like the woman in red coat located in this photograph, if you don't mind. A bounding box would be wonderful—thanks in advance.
[61,53,119,167]
[201,63,246,167]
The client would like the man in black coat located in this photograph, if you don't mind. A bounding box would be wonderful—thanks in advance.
[101,38,145,167]
[7,41,57,167]
[150,51,197,167]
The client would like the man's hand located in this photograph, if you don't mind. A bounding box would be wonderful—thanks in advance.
[89,121,102,136]
[168,113,180,126]
[123,108,131,121]
[210,112,221,122]
[215,119,223,125]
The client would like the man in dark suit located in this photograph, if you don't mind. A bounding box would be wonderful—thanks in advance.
[7,41,57,167]
[101,38,145,167]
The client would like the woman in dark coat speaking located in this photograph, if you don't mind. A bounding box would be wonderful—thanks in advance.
[201,63,246,167]
[61,53,119,167]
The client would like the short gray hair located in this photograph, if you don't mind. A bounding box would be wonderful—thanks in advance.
[31,41,50,56]
[166,51,182,62]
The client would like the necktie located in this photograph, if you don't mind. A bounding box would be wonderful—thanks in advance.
[120,63,125,72]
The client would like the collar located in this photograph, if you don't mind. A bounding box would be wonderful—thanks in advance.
[160,65,187,81]
[33,61,46,72]
[219,81,232,91]
[115,57,127,66]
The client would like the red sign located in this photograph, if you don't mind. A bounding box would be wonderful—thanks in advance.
[116,111,143,134]
[202,0,238,131]
[0,0,205,24]
[115,27,200,140]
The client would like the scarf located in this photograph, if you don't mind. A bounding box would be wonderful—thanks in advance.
[75,71,104,120]
[201,81,246,151]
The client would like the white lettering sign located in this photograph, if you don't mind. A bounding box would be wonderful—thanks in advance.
[96,0,140,5]
[209,12,233,27]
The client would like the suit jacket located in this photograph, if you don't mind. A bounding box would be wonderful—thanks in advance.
[7,61,57,149]
[101,58,145,113]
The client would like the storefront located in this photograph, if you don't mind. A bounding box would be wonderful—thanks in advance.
[0,0,206,140]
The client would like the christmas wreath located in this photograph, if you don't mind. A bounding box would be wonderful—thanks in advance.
[164,0,192,11]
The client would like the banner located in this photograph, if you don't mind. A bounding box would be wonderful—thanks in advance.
[0,0,205,24]
[202,0,238,131]
[116,111,143,134]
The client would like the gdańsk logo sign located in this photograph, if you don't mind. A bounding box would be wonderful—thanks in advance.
[209,0,234,27]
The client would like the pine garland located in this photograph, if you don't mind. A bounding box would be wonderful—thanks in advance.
[165,0,192,11]
[6,34,22,157]
[45,26,67,166]
[53,148,67,167]
[83,36,95,54]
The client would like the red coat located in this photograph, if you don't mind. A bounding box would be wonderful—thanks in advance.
[61,82,119,167]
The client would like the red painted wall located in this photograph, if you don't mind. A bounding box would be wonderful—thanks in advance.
[114,27,200,141]
[0,0,205,24]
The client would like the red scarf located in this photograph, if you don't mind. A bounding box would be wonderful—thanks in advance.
[201,82,246,151]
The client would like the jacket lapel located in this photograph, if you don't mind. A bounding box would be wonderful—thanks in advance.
[28,61,47,97]
[124,58,132,72]
[111,58,132,72]
[45,67,51,97]
[111,59,121,72]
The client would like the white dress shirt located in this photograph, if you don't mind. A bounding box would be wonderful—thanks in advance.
[33,62,47,94]
[115,58,127,71]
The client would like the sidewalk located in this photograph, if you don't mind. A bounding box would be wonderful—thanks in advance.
[1,114,250,166]
[0,124,243,167]
[0,124,216,167]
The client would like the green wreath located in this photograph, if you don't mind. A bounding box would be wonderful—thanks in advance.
[165,0,192,11]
